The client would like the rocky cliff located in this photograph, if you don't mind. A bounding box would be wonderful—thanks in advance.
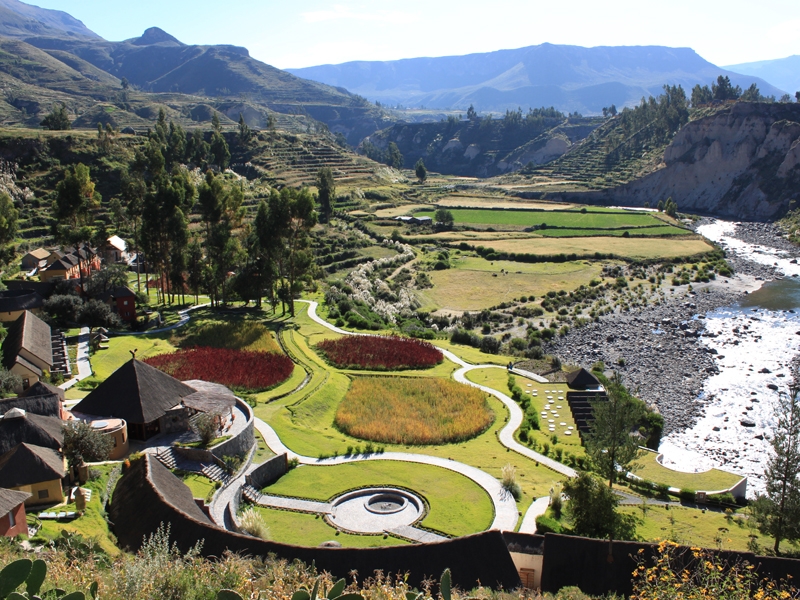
[565,103,800,220]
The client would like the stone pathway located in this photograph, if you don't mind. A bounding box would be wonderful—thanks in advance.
[388,525,447,543]
[119,303,211,336]
[518,496,551,534]
[60,327,91,391]
[247,489,331,514]
[510,367,549,384]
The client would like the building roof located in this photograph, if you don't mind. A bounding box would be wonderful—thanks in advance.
[0,443,65,488]
[0,410,64,455]
[107,235,127,252]
[73,359,197,425]
[0,289,44,313]
[22,381,65,401]
[0,488,31,514]
[23,248,50,261]
[97,286,136,302]
[45,254,80,272]
[2,280,55,297]
[181,380,236,414]
[0,393,61,418]
[566,367,602,390]
[2,311,53,371]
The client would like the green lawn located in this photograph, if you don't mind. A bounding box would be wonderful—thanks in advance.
[416,208,666,229]
[253,428,276,464]
[263,461,493,537]
[634,451,743,493]
[180,473,217,501]
[89,334,176,380]
[254,507,409,547]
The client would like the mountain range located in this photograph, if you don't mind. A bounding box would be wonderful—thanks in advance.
[288,44,787,115]
[724,55,800,100]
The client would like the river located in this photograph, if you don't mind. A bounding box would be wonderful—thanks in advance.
[658,220,800,495]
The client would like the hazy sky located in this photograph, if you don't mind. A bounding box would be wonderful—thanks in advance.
[29,0,800,68]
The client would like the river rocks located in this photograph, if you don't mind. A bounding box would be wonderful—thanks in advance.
[741,418,756,427]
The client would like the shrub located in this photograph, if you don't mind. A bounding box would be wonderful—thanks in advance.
[145,347,293,391]
[678,488,696,503]
[501,463,522,500]
[316,335,443,370]
[535,515,564,534]
[192,412,219,447]
[238,507,270,540]
[335,377,493,445]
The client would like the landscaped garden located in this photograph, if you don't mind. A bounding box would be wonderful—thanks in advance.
[316,335,443,370]
[335,376,494,445]
[144,347,294,391]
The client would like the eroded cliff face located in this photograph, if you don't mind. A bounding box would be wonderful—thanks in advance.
[572,103,800,221]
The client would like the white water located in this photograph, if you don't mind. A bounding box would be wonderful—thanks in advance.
[658,220,800,495]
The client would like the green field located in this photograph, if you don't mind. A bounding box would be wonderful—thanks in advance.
[417,208,670,229]
[635,451,743,492]
[263,461,493,537]
[416,259,604,311]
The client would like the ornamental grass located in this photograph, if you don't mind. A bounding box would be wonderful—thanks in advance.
[144,347,293,392]
[316,335,443,370]
[335,376,493,445]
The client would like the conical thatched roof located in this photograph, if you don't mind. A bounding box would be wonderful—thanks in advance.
[0,393,61,418]
[0,443,65,488]
[73,359,196,424]
[566,367,601,390]
[0,410,64,455]
[22,381,65,400]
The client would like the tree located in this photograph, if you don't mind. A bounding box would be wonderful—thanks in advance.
[62,421,113,471]
[664,197,678,218]
[753,386,800,554]
[238,113,252,143]
[712,75,742,101]
[315,167,335,224]
[0,193,18,265]
[780,94,793,103]
[608,104,617,116]
[40,103,71,130]
[78,299,122,334]
[86,264,129,297]
[796,92,800,103]
[415,158,427,183]
[267,113,276,131]
[435,208,454,228]
[211,111,222,132]
[210,132,230,168]
[192,412,220,447]
[467,104,477,120]
[584,372,644,487]
[44,294,83,327]
[691,84,713,106]
[121,77,129,90]
[387,142,404,169]
[0,368,21,399]
[741,83,763,102]
[563,471,639,540]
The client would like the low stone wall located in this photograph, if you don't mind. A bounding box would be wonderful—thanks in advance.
[172,446,225,468]
[110,455,521,591]
[211,399,254,460]
[246,454,288,489]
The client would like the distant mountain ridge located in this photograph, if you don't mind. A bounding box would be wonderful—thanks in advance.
[287,44,786,115]
[0,0,100,39]
[724,55,800,100]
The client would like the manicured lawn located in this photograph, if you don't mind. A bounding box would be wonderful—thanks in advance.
[429,338,516,366]
[417,260,603,311]
[176,320,282,353]
[180,473,217,501]
[466,368,584,455]
[263,461,493,537]
[90,334,176,380]
[254,507,409,547]
[623,504,772,553]
[635,451,743,492]
[253,428,275,463]
[415,208,665,229]
[254,363,307,403]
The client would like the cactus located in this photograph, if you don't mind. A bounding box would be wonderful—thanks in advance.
[216,591,244,600]
[0,558,90,600]
[406,569,451,600]
[288,577,364,600]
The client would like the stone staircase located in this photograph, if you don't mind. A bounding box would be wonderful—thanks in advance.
[201,463,231,485]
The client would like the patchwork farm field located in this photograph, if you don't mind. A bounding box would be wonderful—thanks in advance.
[435,196,577,210]
[416,208,675,229]
[417,260,604,311]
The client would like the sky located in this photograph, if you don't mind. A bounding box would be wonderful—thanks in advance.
[27,0,800,69]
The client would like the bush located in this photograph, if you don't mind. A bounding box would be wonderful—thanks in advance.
[192,412,219,447]
[535,515,564,534]
[238,507,270,540]
[678,488,696,503]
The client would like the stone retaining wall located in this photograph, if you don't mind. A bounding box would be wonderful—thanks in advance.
[246,454,288,489]
[211,399,254,460]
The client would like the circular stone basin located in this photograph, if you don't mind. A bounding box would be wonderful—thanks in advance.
[328,488,424,534]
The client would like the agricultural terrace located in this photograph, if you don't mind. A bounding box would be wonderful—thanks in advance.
[144,347,294,392]
[335,377,494,445]
[435,196,578,210]
[415,207,682,231]
[316,336,443,370]
[469,236,714,260]
[417,259,604,312]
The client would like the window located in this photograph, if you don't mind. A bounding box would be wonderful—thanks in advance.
[38,489,49,500]
[123,300,128,306]
[22,379,29,390]
[8,509,15,528]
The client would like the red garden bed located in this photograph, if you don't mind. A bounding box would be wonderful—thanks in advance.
[315,335,443,370]
[144,347,294,392]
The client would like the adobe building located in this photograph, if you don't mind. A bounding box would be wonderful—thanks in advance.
[0,443,66,506]
[20,248,50,272]
[1,310,54,392]
[0,289,45,323]
[0,488,30,537]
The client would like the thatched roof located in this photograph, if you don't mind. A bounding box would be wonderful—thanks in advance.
[46,253,80,272]
[566,368,601,390]
[0,393,61,418]
[181,380,236,414]
[147,456,212,523]
[2,311,53,371]
[0,410,64,455]
[73,359,196,425]
[2,280,55,297]
[97,286,136,303]
[0,443,65,487]
[0,488,30,514]
[0,289,44,313]
[23,248,50,261]
[22,381,65,401]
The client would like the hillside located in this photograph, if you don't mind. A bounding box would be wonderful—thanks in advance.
[287,43,785,115]
[0,0,100,40]
[725,55,800,100]
[507,102,800,221]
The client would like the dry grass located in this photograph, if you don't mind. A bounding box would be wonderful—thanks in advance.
[374,204,432,217]
[335,376,494,445]
[482,236,713,259]
[417,261,603,311]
